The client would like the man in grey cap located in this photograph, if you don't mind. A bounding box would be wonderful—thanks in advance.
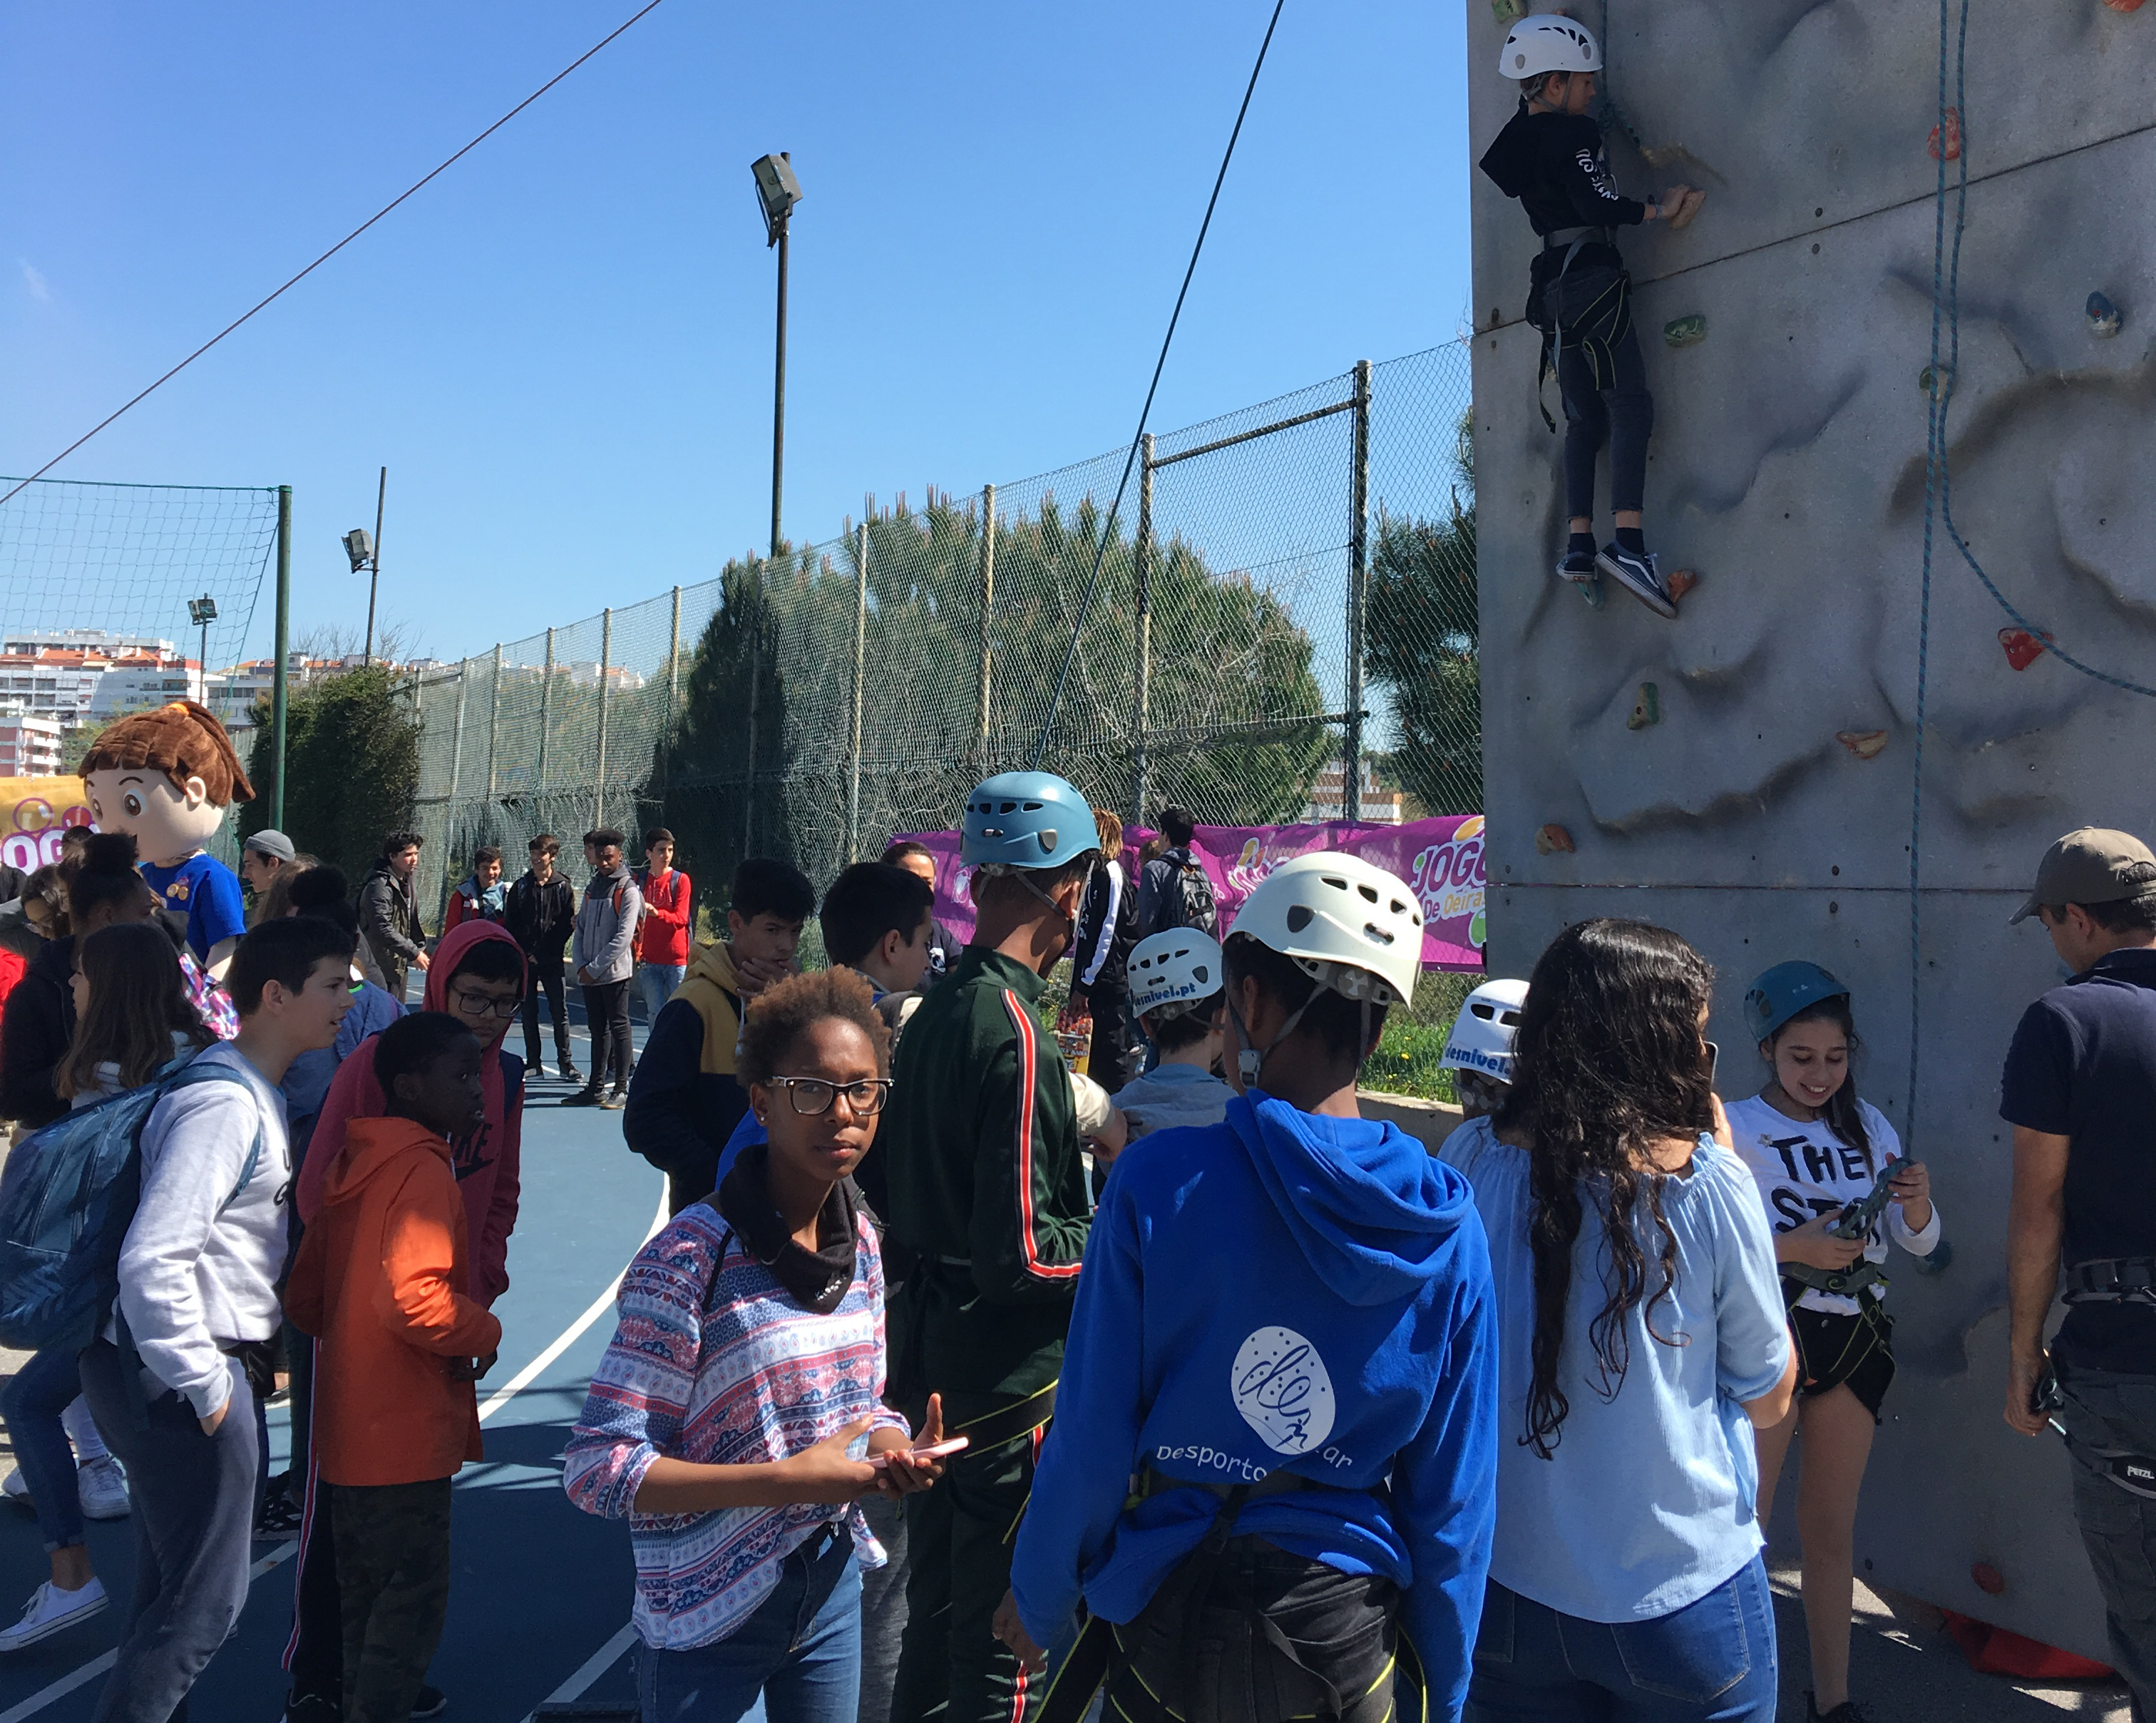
[2001,826,2156,1717]
[239,829,297,915]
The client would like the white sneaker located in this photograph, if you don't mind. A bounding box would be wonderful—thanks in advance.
[0,1470,28,1506]
[76,1458,128,1521]
[0,1578,108,1651]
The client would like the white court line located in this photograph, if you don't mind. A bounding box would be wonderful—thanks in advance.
[0,1183,669,1721]
[520,1620,639,1722]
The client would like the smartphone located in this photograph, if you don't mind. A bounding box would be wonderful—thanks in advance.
[868,1436,971,1469]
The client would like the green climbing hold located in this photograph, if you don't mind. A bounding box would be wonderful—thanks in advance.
[1919,363,1954,398]
[1489,0,1528,22]
[1663,315,1707,349]
[1628,682,1662,730]
[1579,576,1606,610]
[1469,909,1488,949]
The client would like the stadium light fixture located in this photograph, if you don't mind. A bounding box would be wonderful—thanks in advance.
[751,153,801,560]
[187,594,217,700]
[344,466,389,668]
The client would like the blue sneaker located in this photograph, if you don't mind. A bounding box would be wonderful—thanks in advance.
[1556,546,1598,583]
[1596,543,1678,618]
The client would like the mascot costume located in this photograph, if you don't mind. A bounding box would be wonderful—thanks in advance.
[80,700,253,978]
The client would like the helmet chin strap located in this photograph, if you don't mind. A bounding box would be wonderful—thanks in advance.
[1009,860,1094,936]
[1226,987,1314,1089]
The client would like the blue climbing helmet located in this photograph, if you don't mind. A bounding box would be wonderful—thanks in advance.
[959,771,1099,871]
[1743,961,1851,1044]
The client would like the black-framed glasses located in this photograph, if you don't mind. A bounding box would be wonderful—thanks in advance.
[448,987,523,1021]
[768,1075,892,1117]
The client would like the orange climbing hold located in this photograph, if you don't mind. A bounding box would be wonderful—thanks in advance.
[1664,568,1700,602]
[1999,626,2053,671]
[1535,824,1575,856]
[1929,107,1962,163]
[1837,730,1889,760]
[2102,0,2145,13]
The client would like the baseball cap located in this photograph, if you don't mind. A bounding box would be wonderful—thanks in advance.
[243,829,297,863]
[2008,827,2156,925]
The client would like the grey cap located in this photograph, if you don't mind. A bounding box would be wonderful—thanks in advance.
[2009,826,2156,924]
[243,829,296,863]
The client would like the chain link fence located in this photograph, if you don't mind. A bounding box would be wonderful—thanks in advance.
[406,339,1477,920]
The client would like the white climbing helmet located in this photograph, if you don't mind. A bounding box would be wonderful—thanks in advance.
[1227,852,1424,1011]
[1440,978,1531,1083]
[1128,929,1223,1022]
[1499,14,1602,79]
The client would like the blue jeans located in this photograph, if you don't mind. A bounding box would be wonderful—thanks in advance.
[640,963,687,1023]
[1467,1557,1777,1723]
[0,1345,89,1550]
[639,1525,861,1723]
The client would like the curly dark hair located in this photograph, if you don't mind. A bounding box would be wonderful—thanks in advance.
[1493,919,1716,1458]
[737,967,891,1090]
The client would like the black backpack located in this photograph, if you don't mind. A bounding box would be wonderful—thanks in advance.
[1161,849,1218,937]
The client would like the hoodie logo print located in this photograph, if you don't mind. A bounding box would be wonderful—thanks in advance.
[1231,1325,1336,1456]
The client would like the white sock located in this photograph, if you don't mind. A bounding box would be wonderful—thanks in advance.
[59,1397,108,1467]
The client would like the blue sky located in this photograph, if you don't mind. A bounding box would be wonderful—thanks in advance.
[1,1,1471,665]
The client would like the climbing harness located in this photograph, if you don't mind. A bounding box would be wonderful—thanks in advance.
[2060,1259,2156,1308]
[1782,1257,1884,1302]
[1533,227,1631,434]
[2040,1362,2156,1502]
[1829,1157,1903,1242]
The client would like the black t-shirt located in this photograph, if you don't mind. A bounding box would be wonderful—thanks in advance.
[1478,105,1647,296]
[2000,946,2156,1373]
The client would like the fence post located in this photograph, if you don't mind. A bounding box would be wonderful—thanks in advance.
[537,628,554,802]
[485,643,502,804]
[848,522,868,864]
[270,486,292,830]
[444,662,469,919]
[1131,435,1154,826]
[662,584,682,801]
[744,603,760,856]
[975,483,996,766]
[595,608,612,833]
[1344,359,1372,824]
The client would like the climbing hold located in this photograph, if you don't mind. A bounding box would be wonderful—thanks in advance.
[1999,626,2053,672]
[1919,363,1954,398]
[1837,730,1889,760]
[1664,187,1707,230]
[1628,683,1662,730]
[2088,291,2123,338]
[2102,0,2145,12]
[1663,314,1707,349]
[1911,1237,1953,1274]
[1578,576,1605,610]
[1489,0,1528,21]
[1664,568,1700,602]
[1535,824,1576,857]
[1929,107,1962,163]
[1971,1561,2006,1597]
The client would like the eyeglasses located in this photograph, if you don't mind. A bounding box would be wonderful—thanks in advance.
[767,1075,892,1117]
[448,987,523,1020]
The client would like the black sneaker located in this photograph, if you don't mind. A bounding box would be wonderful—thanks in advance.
[1596,542,1678,618]
[254,1493,304,1538]
[559,1063,583,1085]
[1556,546,1599,583]
[1807,1697,1873,1723]
[412,1687,448,1719]
[562,1088,605,1108]
[284,1693,339,1723]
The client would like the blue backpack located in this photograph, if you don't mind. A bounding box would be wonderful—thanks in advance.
[0,1054,263,1354]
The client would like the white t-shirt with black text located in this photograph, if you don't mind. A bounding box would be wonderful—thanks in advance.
[1725,1092,1942,1316]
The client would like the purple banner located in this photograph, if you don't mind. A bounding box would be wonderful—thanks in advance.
[895,814,1488,972]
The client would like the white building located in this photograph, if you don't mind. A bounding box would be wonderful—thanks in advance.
[1303,759,1405,825]
[0,710,65,778]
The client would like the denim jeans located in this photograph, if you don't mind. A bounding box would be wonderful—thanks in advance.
[2056,1366,2156,1723]
[1557,317,1653,522]
[640,963,687,1024]
[0,1346,91,1550]
[1467,1557,1777,1723]
[639,1524,861,1723]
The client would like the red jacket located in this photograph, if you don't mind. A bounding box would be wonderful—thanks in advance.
[299,921,525,1307]
[636,866,692,966]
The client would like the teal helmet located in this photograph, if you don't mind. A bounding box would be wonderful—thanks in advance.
[960,771,1098,871]
[1744,961,1851,1043]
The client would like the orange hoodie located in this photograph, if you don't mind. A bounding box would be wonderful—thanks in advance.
[285,1115,504,1486]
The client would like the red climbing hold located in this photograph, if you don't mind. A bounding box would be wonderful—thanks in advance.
[1971,1560,2006,1596]
[1837,730,1889,760]
[1665,568,1700,602]
[2102,0,2145,13]
[1929,107,1962,163]
[1999,627,2052,671]
[1535,824,1576,857]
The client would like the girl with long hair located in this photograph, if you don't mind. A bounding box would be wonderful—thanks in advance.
[0,921,212,1652]
[1441,918,1796,1722]
[1726,963,1936,1723]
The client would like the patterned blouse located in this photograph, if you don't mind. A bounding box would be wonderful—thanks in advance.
[564,1200,910,1650]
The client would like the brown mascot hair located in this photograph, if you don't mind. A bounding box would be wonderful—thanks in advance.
[78,701,254,806]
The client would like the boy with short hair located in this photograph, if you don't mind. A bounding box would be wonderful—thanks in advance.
[1112,928,1235,1136]
[881,839,962,988]
[359,832,429,1001]
[568,829,642,1109]
[285,1012,502,1723]
[443,845,506,931]
[78,916,354,1722]
[624,856,811,1211]
[506,835,579,1083]
[632,827,692,1024]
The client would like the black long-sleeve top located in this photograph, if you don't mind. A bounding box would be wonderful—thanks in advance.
[0,936,75,1129]
[1479,105,1646,293]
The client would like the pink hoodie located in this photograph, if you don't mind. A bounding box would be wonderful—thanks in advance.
[297,919,526,1307]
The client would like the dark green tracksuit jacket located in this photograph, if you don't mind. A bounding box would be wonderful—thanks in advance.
[881,946,1091,1401]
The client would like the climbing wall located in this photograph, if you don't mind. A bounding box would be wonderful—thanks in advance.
[1469,0,2155,1657]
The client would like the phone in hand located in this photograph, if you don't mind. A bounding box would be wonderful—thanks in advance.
[867,1436,970,1470]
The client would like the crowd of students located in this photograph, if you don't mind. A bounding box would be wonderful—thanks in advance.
[0,787,2151,1723]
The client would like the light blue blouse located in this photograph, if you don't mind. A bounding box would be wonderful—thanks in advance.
[1439,1116,1790,1622]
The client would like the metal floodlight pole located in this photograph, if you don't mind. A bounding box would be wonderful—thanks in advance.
[272,487,291,829]
[751,151,801,561]
[1344,359,1372,824]
[365,466,386,668]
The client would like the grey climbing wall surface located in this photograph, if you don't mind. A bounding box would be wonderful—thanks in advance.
[1468,0,2155,1659]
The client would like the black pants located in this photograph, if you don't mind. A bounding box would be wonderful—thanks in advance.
[284,1344,343,1708]
[581,978,632,1093]
[2058,1367,2156,1723]
[336,1478,454,1723]
[523,952,572,1070]
[1087,983,1137,1095]
[1558,320,1653,522]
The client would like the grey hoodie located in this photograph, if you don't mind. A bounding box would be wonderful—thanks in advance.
[573,865,642,985]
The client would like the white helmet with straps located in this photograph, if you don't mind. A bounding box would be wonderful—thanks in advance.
[1500,14,1602,78]
[1228,852,1424,1010]
[1440,978,1530,1083]
[1128,929,1223,1022]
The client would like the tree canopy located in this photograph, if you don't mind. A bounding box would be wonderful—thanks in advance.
[240,665,420,885]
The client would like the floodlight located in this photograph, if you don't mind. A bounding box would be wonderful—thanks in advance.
[344,528,374,573]
[750,152,802,247]
[187,595,218,627]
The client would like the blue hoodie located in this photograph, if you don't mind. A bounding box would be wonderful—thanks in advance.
[1010,1090,1497,1719]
